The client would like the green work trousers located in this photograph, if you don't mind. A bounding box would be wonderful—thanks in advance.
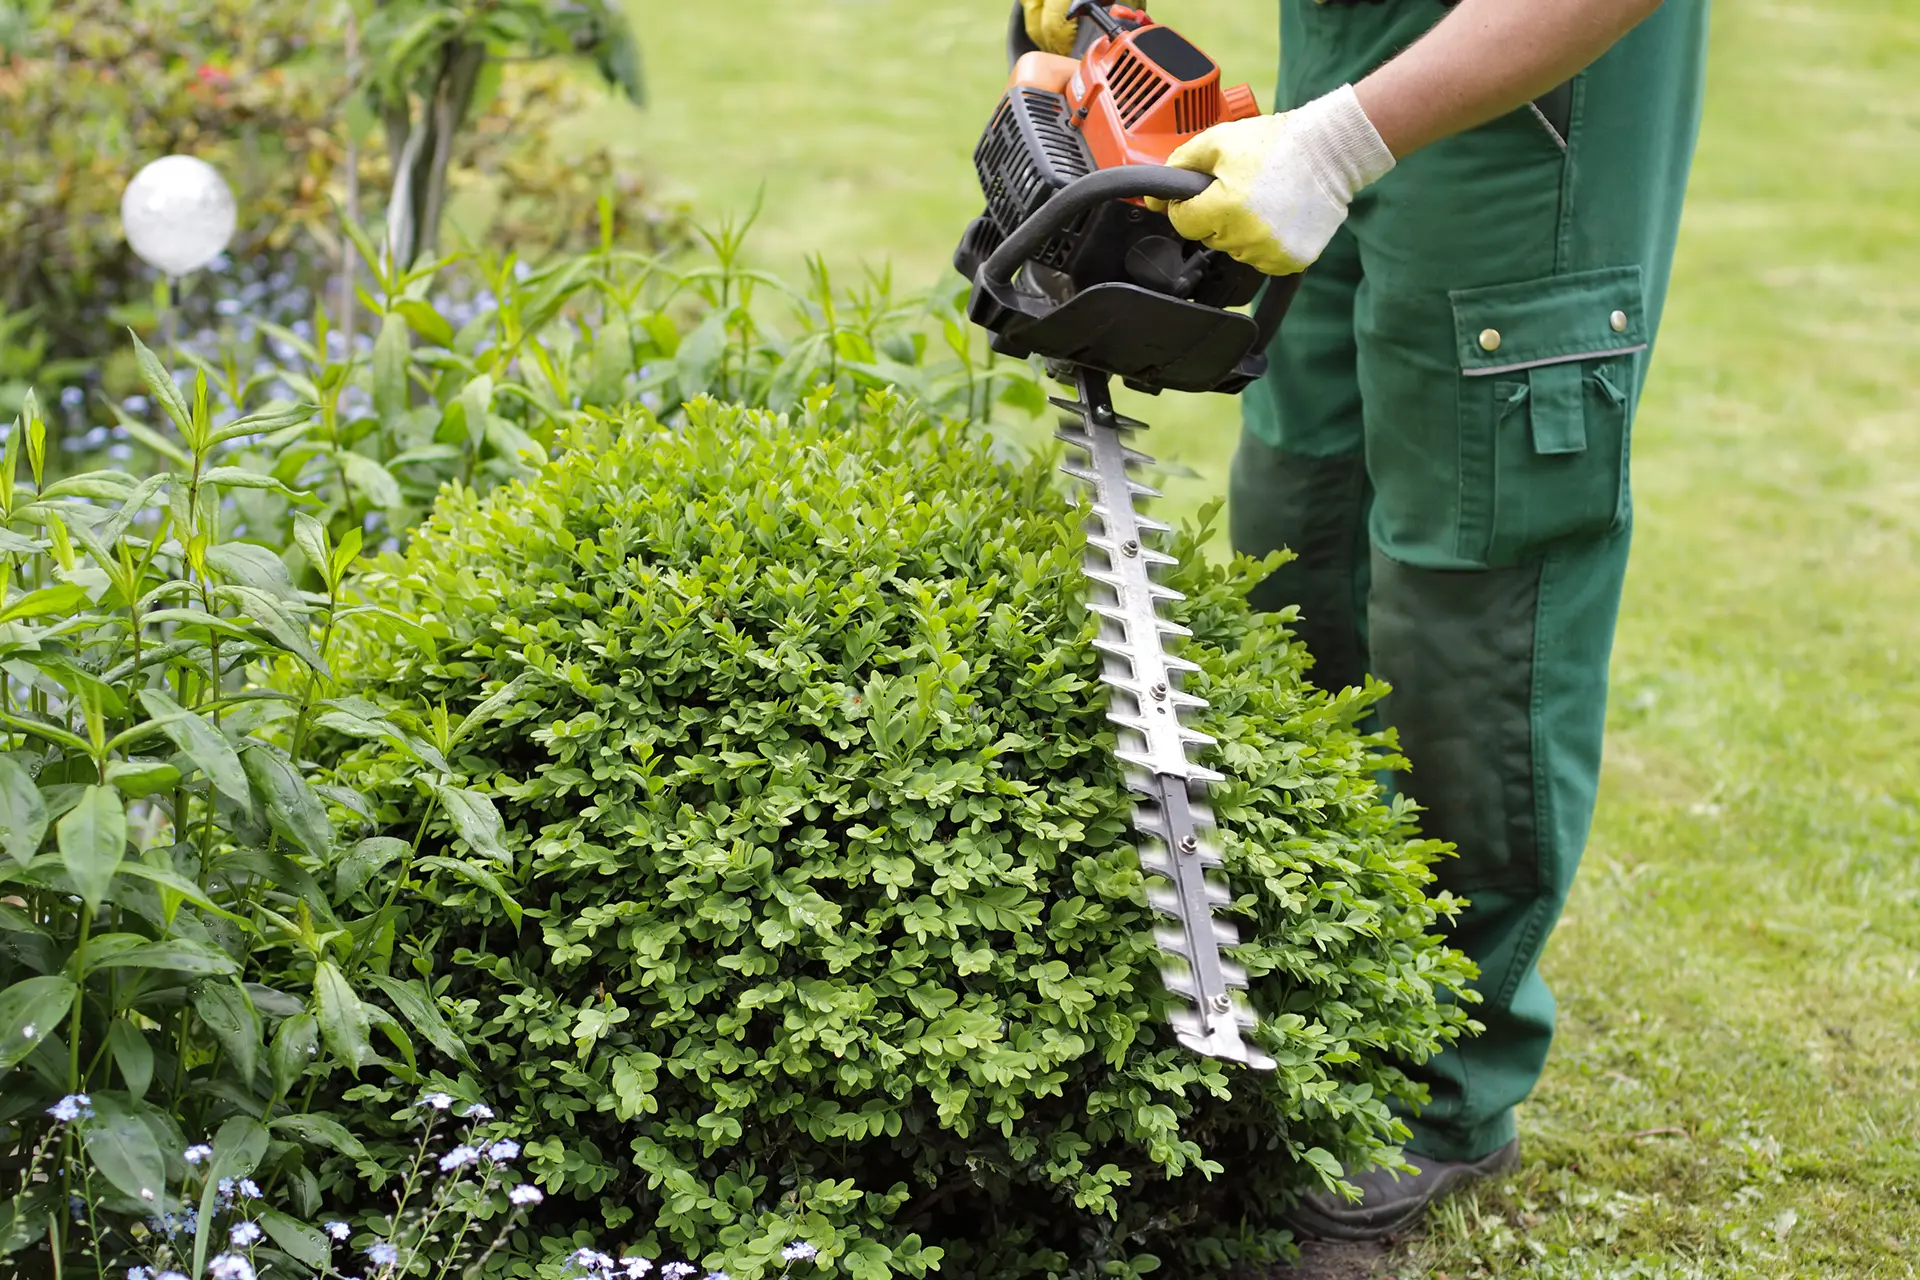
[1232,0,1709,1162]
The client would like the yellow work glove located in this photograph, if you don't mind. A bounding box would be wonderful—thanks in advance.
[1151,84,1397,276]
[1021,0,1078,56]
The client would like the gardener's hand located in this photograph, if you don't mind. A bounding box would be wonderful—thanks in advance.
[1021,0,1077,55]
[1150,85,1396,276]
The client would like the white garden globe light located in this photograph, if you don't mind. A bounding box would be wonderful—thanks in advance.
[120,155,237,277]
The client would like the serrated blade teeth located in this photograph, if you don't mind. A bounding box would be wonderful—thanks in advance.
[1179,727,1218,748]
[1048,395,1088,416]
[1148,582,1185,603]
[1059,463,1098,485]
[1147,887,1183,919]
[1136,849,1176,880]
[1160,655,1201,674]
[1155,618,1192,639]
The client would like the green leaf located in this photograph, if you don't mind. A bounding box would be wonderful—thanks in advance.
[674,308,730,397]
[0,582,90,625]
[0,1186,50,1257]
[114,863,247,924]
[218,584,328,672]
[417,855,522,928]
[430,782,509,863]
[336,836,410,899]
[240,745,335,861]
[104,759,181,800]
[394,299,455,347]
[270,1112,371,1161]
[201,465,308,498]
[261,1207,332,1271]
[291,512,331,581]
[130,332,194,435]
[193,980,260,1085]
[0,975,76,1072]
[194,1116,270,1278]
[207,403,317,447]
[205,542,300,601]
[0,757,47,866]
[373,310,411,427]
[82,938,240,978]
[340,450,402,510]
[79,1093,166,1205]
[57,785,125,915]
[366,974,475,1070]
[269,1013,319,1099]
[138,690,250,806]
[313,960,372,1074]
[107,1019,154,1100]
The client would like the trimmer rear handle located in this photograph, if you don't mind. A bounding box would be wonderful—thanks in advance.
[977,165,1213,292]
[976,165,1305,357]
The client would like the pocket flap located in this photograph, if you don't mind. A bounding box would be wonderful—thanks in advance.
[1450,265,1648,375]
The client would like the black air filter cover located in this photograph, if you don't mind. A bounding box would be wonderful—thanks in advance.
[974,88,1095,269]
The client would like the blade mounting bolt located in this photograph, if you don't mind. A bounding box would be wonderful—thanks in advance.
[1210,993,1233,1014]
[1151,682,1168,700]
[1178,835,1199,854]
[1121,539,1140,557]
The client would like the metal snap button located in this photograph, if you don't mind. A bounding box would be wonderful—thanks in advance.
[1610,309,1629,333]
[1478,328,1502,352]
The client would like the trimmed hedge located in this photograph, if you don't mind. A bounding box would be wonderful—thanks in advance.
[316,389,1474,1278]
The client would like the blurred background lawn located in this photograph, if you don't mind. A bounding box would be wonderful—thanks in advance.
[604,1,1920,1275]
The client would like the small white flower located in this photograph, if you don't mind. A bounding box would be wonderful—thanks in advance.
[438,1145,480,1171]
[706,1270,731,1280]
[129,1267,153,1280]
[183,1144,214,1165]
[621,1258,653,1279]
[368,1241,400,1267]
[486,1139,520,1162]
[230,1222,263,1247]
[420,1092,455,1112]
[783,1243,818,1263]
[208,1257,255,1280]
[325,1221,351,1241]
[237,1178,261,1199]
[156,1273,188,1280]
[508,1183,544,1206]
[463,1102,495,1120]
[661,1264,696,1280]
[47,1094,91,1123]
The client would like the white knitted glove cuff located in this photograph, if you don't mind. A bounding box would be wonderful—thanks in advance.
[1289,83,1397,207]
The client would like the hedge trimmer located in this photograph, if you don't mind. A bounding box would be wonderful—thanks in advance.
[954,1,1302,1070]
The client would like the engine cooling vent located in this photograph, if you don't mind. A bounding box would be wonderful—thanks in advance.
[973,88,1095,269]
[1172,87,1220,134]
[1105,48,1171,128]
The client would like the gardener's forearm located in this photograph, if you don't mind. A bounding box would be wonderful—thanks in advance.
[1352,0,1666,158]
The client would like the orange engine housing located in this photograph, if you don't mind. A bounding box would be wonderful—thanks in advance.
[1009,9,1261,173]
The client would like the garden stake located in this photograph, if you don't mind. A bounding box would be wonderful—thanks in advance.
[954,1,1306,1069]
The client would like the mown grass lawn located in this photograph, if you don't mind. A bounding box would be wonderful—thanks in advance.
[602,1,1920,1275]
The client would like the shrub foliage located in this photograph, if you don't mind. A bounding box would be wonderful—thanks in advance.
[315,390,1474,1277]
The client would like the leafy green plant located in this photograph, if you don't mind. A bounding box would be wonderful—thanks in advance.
[304,389,1475,1278]
[0,0,671,458]
[0,344,529,1274]
[183,219,1042,559]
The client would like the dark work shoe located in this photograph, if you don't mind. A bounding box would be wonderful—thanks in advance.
[1286,1139,1521,1242]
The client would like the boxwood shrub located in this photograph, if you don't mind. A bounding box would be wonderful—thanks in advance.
[312,388,1474,1278]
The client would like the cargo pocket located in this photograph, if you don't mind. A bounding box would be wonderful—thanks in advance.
[1451,265,1647,566]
